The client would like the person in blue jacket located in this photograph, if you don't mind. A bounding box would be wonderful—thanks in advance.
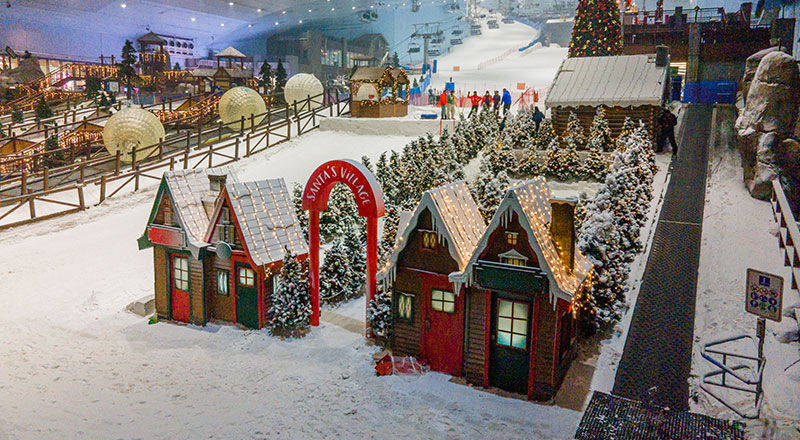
[531,106,545,131]
[501,88,512,117]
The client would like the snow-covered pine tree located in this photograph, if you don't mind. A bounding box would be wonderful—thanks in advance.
[583,142,610,182]
[587,106,613,152]
[534,117,558,150]
[379,204,401,260]
[319,238,353,305]
[615,117,637,151]
[343,227,366,295]
[543,138,565,179]
[291,183,309,241]
[571,275,597,333]
[501,106,536,150]
[270,250,312,338]
[360,155,374,173]
[481,141,517,176]
[562,111,586,148]
[560,137,584,181]
[520,143,544,176]
[368,283,392,340]
[471,170,510,222]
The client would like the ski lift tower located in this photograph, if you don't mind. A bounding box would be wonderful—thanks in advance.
[413,22,443,69]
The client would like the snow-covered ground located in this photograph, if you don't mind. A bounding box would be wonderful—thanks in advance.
[690,150,800,438]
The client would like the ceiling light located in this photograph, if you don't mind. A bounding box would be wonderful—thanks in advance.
[352,6,355,9]
[120,3,126,7]
[220,23,225,26]
[282,10,286,14]
[308,9,312,12]
[228,2,233,5]
[298,19,303,23]
[191,17,196,21]
[248,24,252,27]
[257,8,262,12]
[331,7,335,11]
[275,21,279,25]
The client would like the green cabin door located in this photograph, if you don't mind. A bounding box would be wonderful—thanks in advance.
[235,263,259,329]
[489,295,532,395]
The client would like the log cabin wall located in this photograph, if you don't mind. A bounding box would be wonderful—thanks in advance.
[552,105,659,145]
[190,259,206,324]
[154,246,168,319]
[464,288,487,385]
[392,268,423,357]
[532,293,558,400]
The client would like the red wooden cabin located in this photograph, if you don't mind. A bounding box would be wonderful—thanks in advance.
[138,168,307,329]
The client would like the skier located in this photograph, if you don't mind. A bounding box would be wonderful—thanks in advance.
[446,90,457,120]
[492,90,501,114]
[468,91,482,117]
[531,106,545,131]
[482,90,492,112]
[657,107,678,156]
[439,90,448,119]
[499,116,507,131]
[501,88,512,117]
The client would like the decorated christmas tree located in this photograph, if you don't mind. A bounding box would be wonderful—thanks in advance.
[379,204,401,260]
[343,227,366,294]
[481,141,517,176]
[533,117,558,150]
[561,138,584,181]
[583,142,610,182]
[615,117,637,151]
[587,106,613,152]
[471,170,510,222]
[270,250,312,338]
[562,112,586,148]
[368,284,392,340]
[320,238,354,305]
[291,183,309,241]
[501,106,537,150]
[568,0,623,58]
[520,144,544,176]
[543,138,564,178]
[571,275,597,332]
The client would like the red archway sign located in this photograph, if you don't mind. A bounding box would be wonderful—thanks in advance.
[302,159,385,328]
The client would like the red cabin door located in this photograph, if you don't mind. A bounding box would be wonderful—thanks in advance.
[421,274,464,376]
[170,254,191,323]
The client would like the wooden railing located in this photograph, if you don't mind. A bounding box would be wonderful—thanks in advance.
[771,180,800,299]
[0,92,349,230]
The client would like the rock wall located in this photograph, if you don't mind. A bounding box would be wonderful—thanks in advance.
[736,50,800,210]
[0,57,44,89]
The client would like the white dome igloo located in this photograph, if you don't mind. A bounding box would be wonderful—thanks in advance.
[102,107,165,163]
[284,73,324,111]
[218,86,266,126]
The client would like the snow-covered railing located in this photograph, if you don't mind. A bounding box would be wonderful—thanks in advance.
[771,180,800,304]
[476,48,516,70]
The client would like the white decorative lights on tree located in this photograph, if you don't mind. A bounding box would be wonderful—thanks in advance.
[103,107,165,163]
[283,73,324,111]
[219,86,267,126]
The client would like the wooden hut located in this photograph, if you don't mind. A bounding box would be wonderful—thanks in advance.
[137,32,169,75]
[191,46,253,92]
[137,168,307,328]
[382,178,593,401]
[349,66,410,118]
[545,54,670,142]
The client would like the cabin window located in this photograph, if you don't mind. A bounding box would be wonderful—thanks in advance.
[497,299,528,349]
[216,270,229,295]
[238,267,255,287]
[163,208,173,226]
[218,207,237,246]
[431,289,455,313]
[506,231,518,245]
[420,230,437,250]
[172,256,189,291]
[502,257,526,266]
[558,310,573,361]
[396,292,414,322]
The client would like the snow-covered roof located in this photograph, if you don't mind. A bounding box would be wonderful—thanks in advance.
[216,46,246,58]
[214,179,308,266]
[545,54,668,108]
[379,181,485,283]
[163,167,238,247]
[451,177,592,303]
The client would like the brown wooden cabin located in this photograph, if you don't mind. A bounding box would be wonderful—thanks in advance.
[137,168,307,329]
[545,54,670,143]
[380,181,486,376]
[382,178,592,401]
[349,66,410,118]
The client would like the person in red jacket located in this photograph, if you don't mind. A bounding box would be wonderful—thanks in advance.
[439,90,448,119]
[467,91,482,117]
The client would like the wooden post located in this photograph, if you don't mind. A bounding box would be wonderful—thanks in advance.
[43,167,49,191]
[236,136,241,159]
[78,184,85,210]
[79,162,85,183]
[20,170,27,196]
[294,100,300,135]
[169,156,175,171]
[99,175,106,203]
[183,145,189,169]
[267,106,272,127]
[266,124,270,148]
[169,97,173,112]
[250,113,255,133]
[208,141,213,168]
[197,120,202,149]
[240,115,245,136]
[310,95,316,127]
[218,121,222,142]
[134,169,140,191]
[28,194,35,219]
[130,146,137,171]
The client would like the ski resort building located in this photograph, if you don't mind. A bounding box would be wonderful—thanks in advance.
[381,178,592,400]
[545,53,670,141]
[137,168,307,329]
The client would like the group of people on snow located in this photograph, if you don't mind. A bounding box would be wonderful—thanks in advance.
[440,88,513,120]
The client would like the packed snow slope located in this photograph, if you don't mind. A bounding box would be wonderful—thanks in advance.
[0,130,584,439]
[429,20,567,96]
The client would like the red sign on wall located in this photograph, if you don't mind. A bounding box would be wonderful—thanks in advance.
[148,225,185,248]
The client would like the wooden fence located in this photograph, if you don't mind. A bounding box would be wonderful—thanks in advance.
[0,92,350,231]
[771,180,800,306]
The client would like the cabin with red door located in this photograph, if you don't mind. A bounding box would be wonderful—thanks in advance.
[379,181,485,377]
[451,177,592,400]
[137,168,307,329]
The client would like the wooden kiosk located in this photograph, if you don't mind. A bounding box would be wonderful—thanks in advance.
[349,67,409,118]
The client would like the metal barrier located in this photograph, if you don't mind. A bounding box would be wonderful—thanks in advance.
[682,81,737,104]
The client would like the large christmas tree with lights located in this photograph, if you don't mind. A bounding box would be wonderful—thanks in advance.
[568,0,623,58]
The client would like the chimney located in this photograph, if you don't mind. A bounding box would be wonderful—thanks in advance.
[549,197,576,273]
[203,174,228,219]
[655,45,669,68]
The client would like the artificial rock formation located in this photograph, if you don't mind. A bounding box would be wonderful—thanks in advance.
[0,56,45,89]
[736,50,800,203]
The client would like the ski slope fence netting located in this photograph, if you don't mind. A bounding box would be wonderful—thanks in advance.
[0,93,351,231]
[477,48,517,70]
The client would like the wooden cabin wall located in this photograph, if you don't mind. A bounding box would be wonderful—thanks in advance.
[190,259,206,324]
[464,288,487,386]
[154,246,169,319]
[391,268,422,357]
[532,294,558,400]
[477,211,539,267]
[552,105,659,144]
[397,209,459,275]
[553,298,578,394]
[204,256,235,323]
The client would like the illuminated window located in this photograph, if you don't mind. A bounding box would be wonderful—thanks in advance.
[503,257,526,266]
[420,230,437,250]
[497,299,528,349]
[506,231,518,245]
[272,273,280,294]
[431,290,455,313]
[172,256,189,291]
[216,270,229,295]
[499,249,528,267]
[396,292,414,322]
[238,267,255,287]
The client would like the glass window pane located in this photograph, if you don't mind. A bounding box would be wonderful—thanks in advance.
[498,300,513,318]
[511,334,526,349]
[498,317,512,332]
[513,302,528,320]
[432,290,442,301]
[443,291,455,303]
[497,331,511,347]
[512,318,527,334]
[443,301,455,313]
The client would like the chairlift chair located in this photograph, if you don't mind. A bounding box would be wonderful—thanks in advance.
[450,38,463,45]
[408,43,421,53]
